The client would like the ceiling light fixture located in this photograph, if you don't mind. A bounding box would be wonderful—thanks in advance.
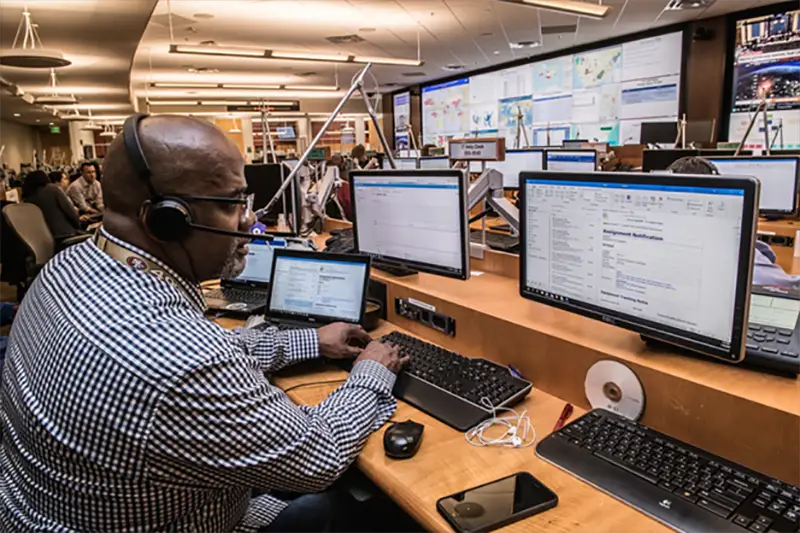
[34,69,78,105]
[510,41,542,49]
[228,117,242,134]
[81,110,103,132]
[149,82,339,92]
[500,0,611,19]
[99,124,117,138]
[170,44,423,67]
[665,0,715,10]
[0,8,71,68]
[13,113,21,117]
[147,100,298,107]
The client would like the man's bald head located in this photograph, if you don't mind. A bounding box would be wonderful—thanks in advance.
[101,114,253,284]
[103,115,244,216]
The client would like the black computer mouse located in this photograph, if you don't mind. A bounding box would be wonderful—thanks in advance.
[383,420,424,459]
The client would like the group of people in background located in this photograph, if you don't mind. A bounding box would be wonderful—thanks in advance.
[18,161,104,246]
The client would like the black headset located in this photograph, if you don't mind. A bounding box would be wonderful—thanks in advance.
[123,113,255,242]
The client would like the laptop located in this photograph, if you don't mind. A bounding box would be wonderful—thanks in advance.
[204,238,287,314]
[261,249,371,329]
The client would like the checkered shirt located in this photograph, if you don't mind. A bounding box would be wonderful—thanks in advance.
[1,227,397,532]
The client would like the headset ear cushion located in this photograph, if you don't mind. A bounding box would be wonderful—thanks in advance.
[145,197,193,242]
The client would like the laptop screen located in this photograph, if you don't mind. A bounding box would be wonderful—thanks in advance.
[229,240,285,284]
[268,252,369,322]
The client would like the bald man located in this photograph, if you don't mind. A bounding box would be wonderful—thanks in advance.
[1,115,407,532]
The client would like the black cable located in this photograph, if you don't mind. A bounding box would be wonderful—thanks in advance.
[283,379,347,394]
[469,209,491,225]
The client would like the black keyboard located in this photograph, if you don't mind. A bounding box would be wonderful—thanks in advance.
[205,287,267,304]
[380,331,532,431]
[537,409,800,533]
[470,230,519,253]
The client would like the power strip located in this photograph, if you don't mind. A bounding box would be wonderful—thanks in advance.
[395,298,456,336]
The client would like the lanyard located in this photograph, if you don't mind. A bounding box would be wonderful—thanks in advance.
[94,233,200,305]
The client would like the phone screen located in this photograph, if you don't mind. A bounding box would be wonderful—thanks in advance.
[438,472,557,532]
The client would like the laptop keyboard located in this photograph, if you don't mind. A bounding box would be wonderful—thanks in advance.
[205,287,267,304]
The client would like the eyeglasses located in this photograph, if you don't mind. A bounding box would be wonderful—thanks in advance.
[177,193,254,221]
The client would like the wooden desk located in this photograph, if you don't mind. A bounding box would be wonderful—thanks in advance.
[218,318,670,532]
[367,269,800,485]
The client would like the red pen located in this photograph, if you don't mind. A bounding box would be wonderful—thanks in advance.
[552,403,574,432]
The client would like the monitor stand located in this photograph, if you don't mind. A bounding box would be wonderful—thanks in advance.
[373,260,418,277]
[639,334,796,378]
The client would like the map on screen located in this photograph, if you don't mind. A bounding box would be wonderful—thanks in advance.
[420,31,683,148]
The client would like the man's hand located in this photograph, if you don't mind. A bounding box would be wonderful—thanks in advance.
[355,341,409,374]
[318,323,372,359]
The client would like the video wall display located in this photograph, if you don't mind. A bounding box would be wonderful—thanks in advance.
[418,31,684,148]
[728,8,800,150]
[393,91,411,150]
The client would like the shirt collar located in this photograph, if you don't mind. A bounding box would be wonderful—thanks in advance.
[96,226,206,313]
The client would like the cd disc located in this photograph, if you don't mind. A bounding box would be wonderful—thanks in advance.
[584,360,645,421]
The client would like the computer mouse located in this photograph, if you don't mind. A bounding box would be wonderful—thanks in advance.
[383,420,424,459]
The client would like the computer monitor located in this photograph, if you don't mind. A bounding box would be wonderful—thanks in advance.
[641,149,699,172]
[640,122,678,144]
[244,163,300,235]
[519,171,759,363]
[228,239,286,285]
[705,156,800,216]
[544,150,597,172]
[393,157,419,170]
[266,249,371,324]
[491,149,544,189]
[276,126,296,139]
[420,156,451,170]
[350,169,470,279]
[563,139,589,149]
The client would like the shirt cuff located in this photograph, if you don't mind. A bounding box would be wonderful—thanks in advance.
[348,359,397,394]
[280,328,320,363]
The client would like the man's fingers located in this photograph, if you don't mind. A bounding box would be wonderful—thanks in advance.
[344,345,362,357]
[348,325,372,344]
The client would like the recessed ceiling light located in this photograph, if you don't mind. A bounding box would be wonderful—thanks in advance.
[13,113,21,117]
[443,64,466,71]
[193,13,214,19]
[510,41,541,49]
[48,122,53,125]
[498,0,611,19]
[665,0,715,9]
[35,119,40,122]
[493,50,501,55]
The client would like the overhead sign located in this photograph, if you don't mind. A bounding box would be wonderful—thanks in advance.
[448,138,506,161]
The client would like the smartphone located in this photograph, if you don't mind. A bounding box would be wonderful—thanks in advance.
[436,472,558,532]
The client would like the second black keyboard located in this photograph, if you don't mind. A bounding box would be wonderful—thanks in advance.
[205,288,267,304]
[380,331,532,431]
[537,409,799,533]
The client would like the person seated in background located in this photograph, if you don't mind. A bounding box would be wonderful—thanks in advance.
[350,144,379,170]
[21,170,87,245]
[66,161,104,215]
[48,170,70,192]
[667,156,800,290]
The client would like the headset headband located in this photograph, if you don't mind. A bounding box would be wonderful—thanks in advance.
[122,113,157,197]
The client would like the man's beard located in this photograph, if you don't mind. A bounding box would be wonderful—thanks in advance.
[217,238,247,279]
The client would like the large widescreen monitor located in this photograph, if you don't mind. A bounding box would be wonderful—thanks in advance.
[244,163,300,235]
[421,30,684,148]
[706,156,800,216]
[519,171,759,363]
[728,7,800,150]
[350,169,470,279]
[544,150,598,172]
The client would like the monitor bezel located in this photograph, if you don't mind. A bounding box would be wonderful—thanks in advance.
[704,156,800,217]
[518,170,759,363]
[543,149,599,172]
[350,169,471,280]
[265,248,372,325]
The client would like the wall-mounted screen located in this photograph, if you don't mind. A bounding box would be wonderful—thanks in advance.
[393,91,411,151]
[421,31,684,149]
[728,8,800,150]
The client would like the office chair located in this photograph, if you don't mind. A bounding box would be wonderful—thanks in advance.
[1,203,91,298]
